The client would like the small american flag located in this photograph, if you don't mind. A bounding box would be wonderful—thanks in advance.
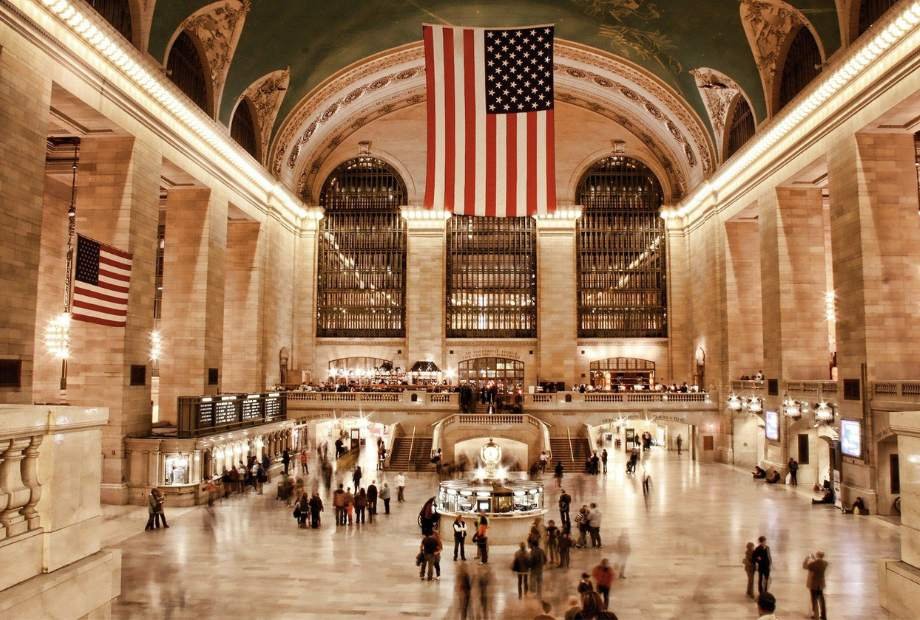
[423,24,556,216]
[72,234,132,327]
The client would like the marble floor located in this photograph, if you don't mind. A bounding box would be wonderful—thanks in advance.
[108,447,900,619]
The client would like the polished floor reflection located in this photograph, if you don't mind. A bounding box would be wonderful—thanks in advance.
[109,448,899,619]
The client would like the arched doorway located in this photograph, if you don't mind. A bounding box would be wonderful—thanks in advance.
[588,357,655,389]
[458,357,525,391]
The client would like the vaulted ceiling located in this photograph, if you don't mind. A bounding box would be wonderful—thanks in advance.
[147,0,843,140]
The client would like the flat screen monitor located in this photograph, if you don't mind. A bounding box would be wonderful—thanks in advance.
[765,410,779,441]
[840,419,862,458]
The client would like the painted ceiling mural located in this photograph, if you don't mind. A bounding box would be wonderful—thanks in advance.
[148,0,842,142]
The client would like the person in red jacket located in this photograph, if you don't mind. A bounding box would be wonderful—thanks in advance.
[592,558,616,610]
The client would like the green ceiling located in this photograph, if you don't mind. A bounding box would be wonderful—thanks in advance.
[147,0,842,138]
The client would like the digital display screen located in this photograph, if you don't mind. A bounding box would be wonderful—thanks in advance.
[840,419,861,458]
[765,410,779,441]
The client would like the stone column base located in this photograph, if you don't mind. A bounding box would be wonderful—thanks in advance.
[879,559,920,620]
[0,548,121,618]
[100,482,130,505]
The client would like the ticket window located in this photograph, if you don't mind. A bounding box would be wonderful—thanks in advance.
[164,453,191,486]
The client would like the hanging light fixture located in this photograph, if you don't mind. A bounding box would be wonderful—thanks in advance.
[747,395,763,413]
[44,312,72,360]
[814,401,835,423]
[783,394,802,419]
[727,393,742,411]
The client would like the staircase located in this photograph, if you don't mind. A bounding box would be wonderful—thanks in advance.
[549,436,592,470]
[386,436,436,472]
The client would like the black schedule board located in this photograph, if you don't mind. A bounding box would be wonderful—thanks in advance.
[264,393,282,420]
[198,399,215,427]
[241,396,261,420]
[214,399,237,426]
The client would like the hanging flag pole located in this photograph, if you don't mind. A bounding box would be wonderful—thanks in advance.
[61,141,79,391]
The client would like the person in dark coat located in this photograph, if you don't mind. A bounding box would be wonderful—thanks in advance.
[367,481,378,521]
[751,536,772,595]
[308,493,324,528]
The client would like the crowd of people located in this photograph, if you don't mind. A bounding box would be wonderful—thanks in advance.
[744,535,829,620]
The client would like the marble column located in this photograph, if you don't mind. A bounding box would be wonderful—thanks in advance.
[158,187,227,424]
[827,132,920,507]
[880,410,920,618]
[222,219,264,393]
[666,218,692,386]
[0,45,52,404]
[59,136,160,503]
[404,212,447,374]
[536,214,578,387]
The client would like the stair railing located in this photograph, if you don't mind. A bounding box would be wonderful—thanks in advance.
[566,427,574,463]
[407,425,416,470]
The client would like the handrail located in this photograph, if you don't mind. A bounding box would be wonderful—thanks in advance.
[407,425,416,466]
[566,427,574,464]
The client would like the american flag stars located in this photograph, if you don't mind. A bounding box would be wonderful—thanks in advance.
[485,27,554,114]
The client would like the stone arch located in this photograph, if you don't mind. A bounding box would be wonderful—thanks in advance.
[311,146,417,206]
[772,23,826,113]
[164,30,214,116]
[230,68,290,165]
[271,40,715,204]
[566,144,675,205]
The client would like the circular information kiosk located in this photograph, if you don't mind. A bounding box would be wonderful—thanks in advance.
[434,439,546,544]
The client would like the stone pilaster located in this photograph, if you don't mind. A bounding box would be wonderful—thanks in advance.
[404,212,447,373]
[759,187,830,382]
[827,132,920,509]
[724,219,764,379]
[536,214,578,387]
[0,43,52,404]
[56,136,160,503]
[158,187,227,424]
[666,218,692,385]
[291,213,320,382]
[221,219,263,392]
[260,210,297,387]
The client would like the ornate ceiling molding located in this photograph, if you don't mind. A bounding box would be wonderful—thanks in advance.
[270,39,716,202]
[740,0,825,117]
[234,68,290,165]
[690,68,753,160]
[173,0,251,118]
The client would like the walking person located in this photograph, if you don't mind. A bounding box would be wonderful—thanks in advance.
[743,542,756,599]
[558,527,573,568]
[367,481,378,521]
[803,551,828,619]
[333,484,346,526]
[354,487,367,524]
[474,514,489,564]
[554,461,564,488]
[529,542,546,597]
[419,532,440,581]
[282,448,290,475]
[601,449,608,474]
[380,482,391,514]
[592,558,615,609]
[788,457,799,486]
[308,492,323,528]
[588,502,602,548]
[294,492,309,528]
[352,465,362,492]
[676,433,683,455]
[545,519,559,566]
[453,514,467,561]
[145,488,159,531]
[559,489,571,528]
[752,536,773,595]
[299,450,308,475]
[615,531,630,579]
[396,472,407,502]
[152,488,168,529]
[512,542,530,598]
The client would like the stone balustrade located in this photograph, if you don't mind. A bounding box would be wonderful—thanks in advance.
[0,405,121,618]
[730,380,765,392]
[872,381,920,403]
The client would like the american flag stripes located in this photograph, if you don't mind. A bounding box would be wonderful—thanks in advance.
[423,24,557,216]
[72,235,132,327]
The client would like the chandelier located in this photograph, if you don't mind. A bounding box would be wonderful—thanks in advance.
[782,394,810,419]
[44,312,72,360]
[726,393,762,413]
[814,401,835,423]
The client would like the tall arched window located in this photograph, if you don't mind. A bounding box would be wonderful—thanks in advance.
[447,217,537,338]
[576,156,667,338]
[89,0,133,43]
[230,99,259,160]
[166,31,211,116]
[725,96,756,160]
[316,157,407,337]
[777,27,822,111]
[858,0,898,37]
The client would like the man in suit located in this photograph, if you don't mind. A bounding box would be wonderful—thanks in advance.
[559,489,572,528]
[751,536,772,595]
[803,551,829,619]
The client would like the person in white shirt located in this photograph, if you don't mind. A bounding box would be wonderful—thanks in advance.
[396,472,407,503]
[757,592,778,619]
[452,515,467,561]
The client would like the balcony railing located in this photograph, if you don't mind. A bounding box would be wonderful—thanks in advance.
[731,380,765,392]
[872,381,920,403]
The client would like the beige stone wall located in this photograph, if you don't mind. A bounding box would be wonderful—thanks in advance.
[260,215,297,387]
[536,217,578,386]
[222,220,263,392]
[724,220,764,380]
[291,225,318,380]
[406,219,446,372]
[0,40,52,404]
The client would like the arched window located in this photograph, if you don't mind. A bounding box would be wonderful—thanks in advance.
[777,27,822,111]
[725,96,756,160]
[447,217,537,338]
[166,31,211,116]
[230,98,259,160]
[858,0,898,37]
[89,0,133,43]
[576,156,667,338]
[316,157,407,337]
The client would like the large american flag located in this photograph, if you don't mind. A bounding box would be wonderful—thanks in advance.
[72,235,132,327]
[423,24,556,216]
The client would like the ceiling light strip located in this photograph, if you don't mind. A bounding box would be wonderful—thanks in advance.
[666,2,920,220]
[37,0,307,220]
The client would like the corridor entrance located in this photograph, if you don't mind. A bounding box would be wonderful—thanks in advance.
[457,357,525,391]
